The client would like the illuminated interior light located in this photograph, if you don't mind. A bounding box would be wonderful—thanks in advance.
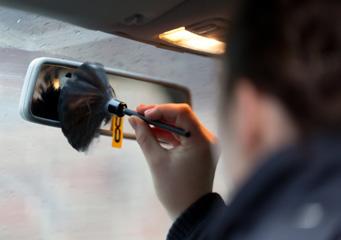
[52,79,60,90]
[159,27,225,55]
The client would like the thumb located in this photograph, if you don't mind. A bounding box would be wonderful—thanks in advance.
[128,116,165,165]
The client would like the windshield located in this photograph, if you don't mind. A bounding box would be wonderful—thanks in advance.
[0,6,223,240]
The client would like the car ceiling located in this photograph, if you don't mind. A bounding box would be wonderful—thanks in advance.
[0,0,230,55]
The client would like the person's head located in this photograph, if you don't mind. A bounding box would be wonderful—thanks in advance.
[222,0,341,185]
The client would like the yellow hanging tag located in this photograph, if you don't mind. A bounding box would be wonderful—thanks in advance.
[112,115,124,148]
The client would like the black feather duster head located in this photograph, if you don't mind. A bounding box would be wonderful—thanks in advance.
[58,62,114,151]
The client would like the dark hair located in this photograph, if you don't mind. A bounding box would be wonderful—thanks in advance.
[228,0,341,134]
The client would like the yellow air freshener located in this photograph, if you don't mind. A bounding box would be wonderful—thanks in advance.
[112,115,124,148]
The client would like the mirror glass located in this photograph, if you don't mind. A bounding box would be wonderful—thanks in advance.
[30,64,191,138]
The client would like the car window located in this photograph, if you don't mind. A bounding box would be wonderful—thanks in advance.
[0,6,225,240]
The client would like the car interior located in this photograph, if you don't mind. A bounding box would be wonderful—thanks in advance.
[0,0,229,55]
[0,0,228,239]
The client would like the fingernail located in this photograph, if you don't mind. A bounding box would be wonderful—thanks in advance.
[145,108,155,116]
[128,117,137,130]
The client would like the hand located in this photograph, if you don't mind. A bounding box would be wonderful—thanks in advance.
[128,104,219,220]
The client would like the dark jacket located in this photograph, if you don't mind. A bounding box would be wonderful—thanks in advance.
[167,135,341,240]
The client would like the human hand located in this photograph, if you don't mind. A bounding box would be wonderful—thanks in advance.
[128,104,218,220]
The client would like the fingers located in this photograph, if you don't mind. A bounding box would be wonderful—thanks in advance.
[144,104,184,123]
[136,104,156,114]
[151,128,181,147]
[128,116,166,166]
[135,103,206,147]
[138,103,197,131]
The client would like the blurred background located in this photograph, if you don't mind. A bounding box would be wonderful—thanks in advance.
[0,6,226,240]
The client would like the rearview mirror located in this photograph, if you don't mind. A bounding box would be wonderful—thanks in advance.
[19,57,191,140]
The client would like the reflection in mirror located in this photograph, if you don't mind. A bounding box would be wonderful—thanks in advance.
[31,64,191,137]
[31,65,73,121]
